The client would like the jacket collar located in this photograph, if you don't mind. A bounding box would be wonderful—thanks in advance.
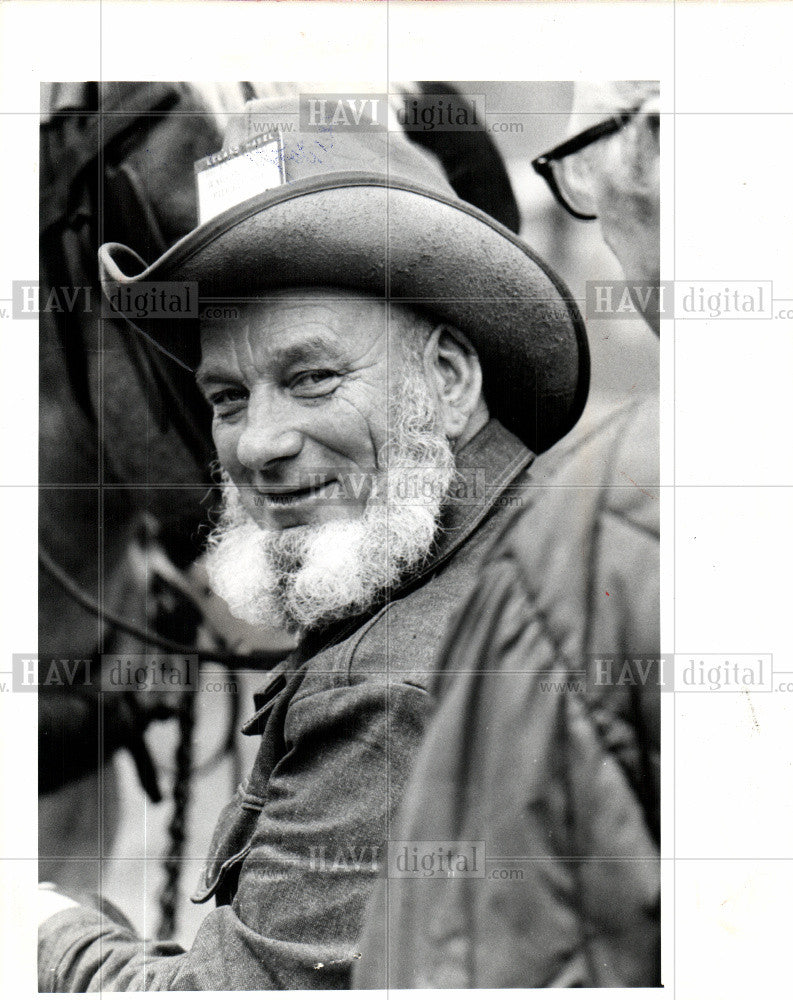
[296,418,534,657]
[431,417,534,570]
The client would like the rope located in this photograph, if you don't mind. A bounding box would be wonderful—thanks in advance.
[156,688,196,940]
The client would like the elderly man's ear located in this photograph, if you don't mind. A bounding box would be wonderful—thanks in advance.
[423,325,489,448]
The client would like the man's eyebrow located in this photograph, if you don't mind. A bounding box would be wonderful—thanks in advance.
[269,334,344,369]
[195,365,238,389]
[195,334,345,388]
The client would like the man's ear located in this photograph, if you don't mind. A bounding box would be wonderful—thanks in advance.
[423,324,488,444]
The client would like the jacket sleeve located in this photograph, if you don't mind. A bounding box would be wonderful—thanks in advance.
[39,680,433,992]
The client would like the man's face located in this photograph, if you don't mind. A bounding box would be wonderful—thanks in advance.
[198,289,417,529]
[197,289,458,631]
[570,82,660,331]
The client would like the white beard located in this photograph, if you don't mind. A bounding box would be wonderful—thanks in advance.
[204,369,456,632]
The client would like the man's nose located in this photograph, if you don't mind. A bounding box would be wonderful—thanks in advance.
[235,393,303,471]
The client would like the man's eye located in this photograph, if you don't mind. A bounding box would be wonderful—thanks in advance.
[290,370,341,397]
[209,387,248,416]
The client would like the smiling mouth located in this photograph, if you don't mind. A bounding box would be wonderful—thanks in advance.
[257,480,338,507]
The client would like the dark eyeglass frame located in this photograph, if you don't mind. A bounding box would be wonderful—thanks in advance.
[531,109,637,221]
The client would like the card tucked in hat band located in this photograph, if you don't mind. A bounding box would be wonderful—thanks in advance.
[194,129,286,223]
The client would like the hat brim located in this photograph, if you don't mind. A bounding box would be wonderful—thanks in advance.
[100,173,589,453]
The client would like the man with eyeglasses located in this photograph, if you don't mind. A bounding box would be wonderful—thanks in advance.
[534,80,661,334]
[355,82,660,989]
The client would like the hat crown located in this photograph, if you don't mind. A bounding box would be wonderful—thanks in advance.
[196,95,456,223]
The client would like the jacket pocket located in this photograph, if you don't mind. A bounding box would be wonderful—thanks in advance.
[192,664,296,905]
[190,787,263,904]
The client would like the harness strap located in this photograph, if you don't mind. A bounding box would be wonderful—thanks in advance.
[38,544,279,670]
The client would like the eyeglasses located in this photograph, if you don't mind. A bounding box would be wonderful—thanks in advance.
[531,109,639,221]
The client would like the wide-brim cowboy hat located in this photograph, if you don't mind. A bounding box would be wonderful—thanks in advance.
[99,96,589,453]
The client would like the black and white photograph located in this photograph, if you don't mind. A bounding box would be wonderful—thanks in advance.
[1,2,792,997]
[34,76,659,990]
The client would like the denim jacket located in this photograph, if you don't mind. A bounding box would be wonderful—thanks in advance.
[38,419,534,992]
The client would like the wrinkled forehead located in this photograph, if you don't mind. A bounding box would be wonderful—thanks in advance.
[569,80,660,129]
[198,288,423,368]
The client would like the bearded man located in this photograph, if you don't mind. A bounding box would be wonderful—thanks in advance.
[37,97,589,991]
[201,292,474,636]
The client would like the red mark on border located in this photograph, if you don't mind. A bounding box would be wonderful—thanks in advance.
[620,471,657,499]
